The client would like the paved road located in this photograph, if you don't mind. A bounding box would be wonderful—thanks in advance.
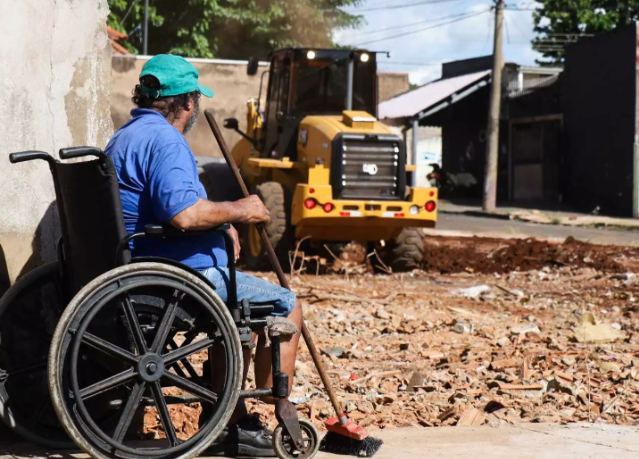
[3,423,638,459]
[434,213,639,246]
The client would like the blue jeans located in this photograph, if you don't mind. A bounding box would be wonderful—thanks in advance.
[198,267,296,317]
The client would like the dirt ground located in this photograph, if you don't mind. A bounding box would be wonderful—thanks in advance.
[142,235,639,439]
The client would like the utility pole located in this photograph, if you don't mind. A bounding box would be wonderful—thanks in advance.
[143,0,149,55]
[483,0,505,212]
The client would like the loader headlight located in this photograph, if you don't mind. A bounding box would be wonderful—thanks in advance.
[307,50,316,60]
[409,205,419,215]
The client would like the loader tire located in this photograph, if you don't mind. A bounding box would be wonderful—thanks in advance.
[243,182,293,271]
[386,228,425,272]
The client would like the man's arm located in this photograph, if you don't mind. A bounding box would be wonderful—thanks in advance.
[170,195,270,231]
[146,143,270,232]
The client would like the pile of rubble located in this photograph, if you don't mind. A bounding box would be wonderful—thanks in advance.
[249,237,639,430]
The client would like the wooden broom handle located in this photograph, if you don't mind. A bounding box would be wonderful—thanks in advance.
[204,109,344,416]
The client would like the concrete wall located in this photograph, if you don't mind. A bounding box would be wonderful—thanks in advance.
[378,72,410,102]
[415,127,443,188]
[443,56,493,79]
[563,24,637,216]
[0,1,113,293]
[112,56,412,157]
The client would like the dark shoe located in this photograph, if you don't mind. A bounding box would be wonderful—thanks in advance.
[202,414,275,458]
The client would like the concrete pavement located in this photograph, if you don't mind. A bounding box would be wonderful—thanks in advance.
[2,424,638,459]
[439,200,639,230]
[317,423,639,459]
[433,213,639,247]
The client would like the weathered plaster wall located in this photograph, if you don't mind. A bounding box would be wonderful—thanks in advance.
[378,72,411,102]
[0,0,113,292]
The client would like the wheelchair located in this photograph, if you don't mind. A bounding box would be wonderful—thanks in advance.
[0,147,319,459]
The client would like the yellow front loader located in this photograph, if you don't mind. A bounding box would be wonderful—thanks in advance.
[223,48,438,272]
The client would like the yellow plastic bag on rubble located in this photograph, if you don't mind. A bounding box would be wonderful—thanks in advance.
[573,312,625,344]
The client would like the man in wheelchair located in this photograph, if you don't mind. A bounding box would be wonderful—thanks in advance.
[105,54,303,457]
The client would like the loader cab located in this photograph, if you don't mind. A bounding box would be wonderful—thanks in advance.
[261,48,378,159]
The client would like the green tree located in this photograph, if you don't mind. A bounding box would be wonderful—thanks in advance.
[107,0,363,59]
[532,0,638,66]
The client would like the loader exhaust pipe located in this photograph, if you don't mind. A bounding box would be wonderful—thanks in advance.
[346,54,354,111]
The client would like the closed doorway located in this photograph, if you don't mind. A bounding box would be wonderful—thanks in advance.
[509,116,562,205]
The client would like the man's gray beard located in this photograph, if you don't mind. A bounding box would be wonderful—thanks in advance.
[184,97,200,134]
[184,109,199,134]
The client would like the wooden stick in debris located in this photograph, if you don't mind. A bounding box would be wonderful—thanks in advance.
[355,370,403,385]
[491,381,543,391]
[496,284,523,297]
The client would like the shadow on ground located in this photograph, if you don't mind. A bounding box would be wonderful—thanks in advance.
[0,443,83,459]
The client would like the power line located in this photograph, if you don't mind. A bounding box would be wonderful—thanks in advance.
[338,10,483,39]
[353,8,490,46]
[480,9,494,55]
[383,61,442,66]
[506,41,573,47]
[121,0,139,25]
[546,33,594,36]
[506,9,530,39]
[534,39,585,43]
[355,0,470,13]
[361,0,395,7]
[504,37,590,46]
[362,0,421,7]
[506,6,574,12]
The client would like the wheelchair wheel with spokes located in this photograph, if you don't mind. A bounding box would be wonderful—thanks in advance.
[0,262,72,448]
[48,262,243,459]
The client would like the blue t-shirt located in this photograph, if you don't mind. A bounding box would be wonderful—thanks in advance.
[105,109,228,270]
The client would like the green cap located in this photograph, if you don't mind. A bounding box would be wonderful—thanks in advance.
[140,54,214,98]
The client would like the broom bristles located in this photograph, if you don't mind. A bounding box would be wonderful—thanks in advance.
[319,431,384,457]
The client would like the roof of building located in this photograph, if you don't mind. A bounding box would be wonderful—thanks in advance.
[378,70,491,123]
[108,26,131,55]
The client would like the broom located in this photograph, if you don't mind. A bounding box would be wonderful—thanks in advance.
[204,110,383,457]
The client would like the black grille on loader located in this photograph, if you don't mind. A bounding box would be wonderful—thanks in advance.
[330,133,406,200]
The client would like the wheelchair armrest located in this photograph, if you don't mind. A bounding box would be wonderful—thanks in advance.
[117,223,234,267]
[144,224,180,236]
[144,223,231,236]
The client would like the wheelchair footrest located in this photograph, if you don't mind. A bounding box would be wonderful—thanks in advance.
[266,316,298,337]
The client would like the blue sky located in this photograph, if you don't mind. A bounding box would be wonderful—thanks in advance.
[334,0,543,85]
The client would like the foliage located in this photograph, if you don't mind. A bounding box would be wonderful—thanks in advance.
[532,0,638,65]
[107,0,363,59]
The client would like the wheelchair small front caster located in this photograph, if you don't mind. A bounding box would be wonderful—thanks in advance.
[273,418,320,459]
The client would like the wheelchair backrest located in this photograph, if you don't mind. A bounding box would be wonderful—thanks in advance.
[52,155,126,297]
